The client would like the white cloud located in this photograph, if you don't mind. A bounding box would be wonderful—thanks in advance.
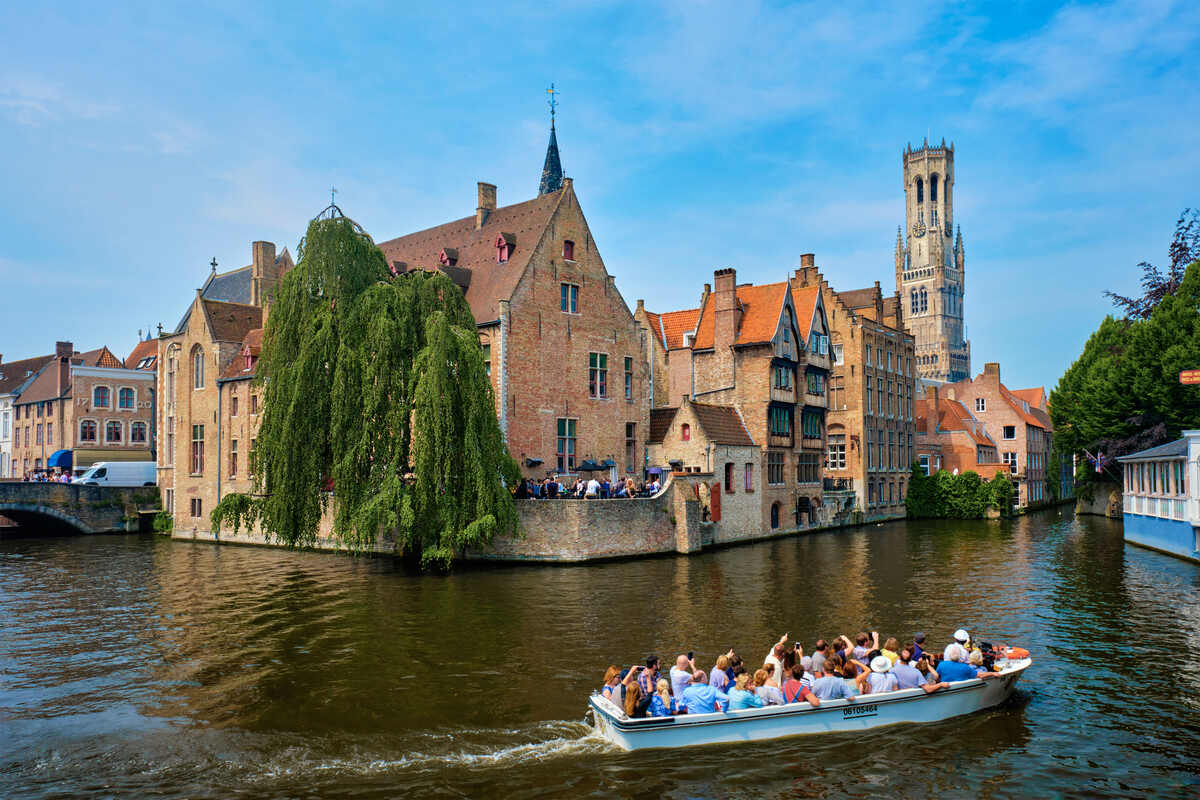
[0,75,119,125]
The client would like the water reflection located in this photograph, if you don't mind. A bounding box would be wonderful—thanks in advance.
[1,510,1198,798]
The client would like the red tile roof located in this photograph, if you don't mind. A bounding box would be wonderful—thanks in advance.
[219,328,264,381]
[790,286,820,341]
[999,385,1047,429]
[692,282,788,350]
[15,347,122,403]
[917,394,997,448]
[377,189,565,325]
[691,402,755,447]
[1010,387,1046,410]
[124,339,158,370]
[201,299,263,344]
[659,308,700,350]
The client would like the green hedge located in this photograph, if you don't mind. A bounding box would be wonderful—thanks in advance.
[905,463,1013,519]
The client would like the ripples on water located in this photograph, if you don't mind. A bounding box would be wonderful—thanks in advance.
[2,510,1199,798]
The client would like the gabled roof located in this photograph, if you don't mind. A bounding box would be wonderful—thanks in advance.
[691,402,755,447]
[219,328,264,381]
[0,353,54,395]
[692,282,789,350]
[1010,387,1046,410]
[1118,438,1188,462]
[999,385,1048,429]
[649,407,677,444]
[125,339,158,370]
[378,189,565,325]
[15,347,122,404]
[173,248,291,333]
[838,287,879,310]
[917,394,997,448]
[645,307,701,350]
[201,299,263,343]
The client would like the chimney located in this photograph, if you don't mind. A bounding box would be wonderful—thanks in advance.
[476,182,497,229]
[701,283,712,308]
[984,362,1000,382]
[713,268,740,352]
[55,341,72,398]
[636,299,644,313]
[251,241,276,306]
[800,253,815,267]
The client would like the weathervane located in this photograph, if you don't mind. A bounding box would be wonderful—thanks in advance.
[210,257,218,271]
[546,83,558,122]
[331,186,337,206]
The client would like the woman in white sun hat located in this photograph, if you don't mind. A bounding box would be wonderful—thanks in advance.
[864,655,899,694]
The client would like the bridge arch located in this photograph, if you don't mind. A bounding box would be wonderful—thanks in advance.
[0,502,96,535]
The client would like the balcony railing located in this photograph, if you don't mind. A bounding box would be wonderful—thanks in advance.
[823,477,853,491]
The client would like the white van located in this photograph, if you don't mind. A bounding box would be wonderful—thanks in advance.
[73,461,157,487]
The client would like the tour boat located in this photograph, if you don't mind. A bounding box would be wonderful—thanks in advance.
[589,657,1032,751]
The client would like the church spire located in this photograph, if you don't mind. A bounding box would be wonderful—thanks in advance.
[539,84,563,196]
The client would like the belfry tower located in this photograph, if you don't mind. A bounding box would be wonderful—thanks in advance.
[895,139,970,383]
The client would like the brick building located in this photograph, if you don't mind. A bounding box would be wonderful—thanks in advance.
[643,266,833,532]
[378,127,649,482]
[6,342,153,477]
[636,303,700,410]
[942,362,1053,507]
[158,241,287,527]
[914,384,1006,479]
[0,352,57,478]
[646,398,761,534]
[791,256,917,521]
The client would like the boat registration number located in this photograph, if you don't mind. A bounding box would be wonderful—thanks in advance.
[843,704,878,719]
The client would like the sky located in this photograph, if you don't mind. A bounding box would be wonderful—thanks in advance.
[1,0,1198,391]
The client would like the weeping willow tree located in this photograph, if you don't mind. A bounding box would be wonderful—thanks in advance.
[212,212,518,568]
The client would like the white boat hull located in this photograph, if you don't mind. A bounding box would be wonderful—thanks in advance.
[590,658,1031,751]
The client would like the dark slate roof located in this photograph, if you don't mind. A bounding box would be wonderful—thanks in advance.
[1118,438,1187,462]
[649,407,678,444]
[539,121,563,196]
[692,402,755,447]
[175,265,253,333]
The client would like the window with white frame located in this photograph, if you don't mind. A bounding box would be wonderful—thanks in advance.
[975,397,986,412]
[826,433,846,470]
[1003,451,1017,474]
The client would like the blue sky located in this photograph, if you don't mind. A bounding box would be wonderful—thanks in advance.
[2,0,1197,391]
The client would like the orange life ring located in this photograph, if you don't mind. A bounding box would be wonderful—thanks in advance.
[1004,646,1030,659]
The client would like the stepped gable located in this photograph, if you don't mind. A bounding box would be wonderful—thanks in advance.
[692,282,789,350]
[691,401,755,446]
[648,407,678,444]
[201,299,263,343]
[0,353,55,395]
[378,190,564,325]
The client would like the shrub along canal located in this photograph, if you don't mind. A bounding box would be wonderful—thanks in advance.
[1,507,1198,798]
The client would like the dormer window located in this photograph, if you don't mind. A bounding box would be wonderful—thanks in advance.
[438,248,458,267]
[495,233,515,264]
[563,239,575,260]
[243,345,254,372]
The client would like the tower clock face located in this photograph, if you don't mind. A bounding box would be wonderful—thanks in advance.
[911,221,926,238]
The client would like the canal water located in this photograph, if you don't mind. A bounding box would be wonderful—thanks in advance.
[2,509,1198,798]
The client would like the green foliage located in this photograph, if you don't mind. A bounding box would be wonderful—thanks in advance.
[153,509,173,532]
[234,213,517,567]
[210,492,260,537]
[1052,259,1200,482]
[906,462,1012,519]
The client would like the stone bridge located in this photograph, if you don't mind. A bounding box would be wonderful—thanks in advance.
[0,481,160,535]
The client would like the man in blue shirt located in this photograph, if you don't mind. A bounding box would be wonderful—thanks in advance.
[893,648,949,693]
[680,670,729,713]
[939,645,1000,682]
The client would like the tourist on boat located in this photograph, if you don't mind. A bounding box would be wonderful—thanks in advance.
[680,670,729,713]
[831,634,854,661]
[881,637,901,665]
[799,655,816,687]
[651,678,674,716]
[670,654,695,700]
[853,631,878,662]
[725,653,742,685]
[839,659,866,696]
[639,656,660,698]
[864,656,899,694]
[752,668,786,705]
[709,654,732,691]
[911,632,927,660]
[938,645,999,681]
[782,665,821,706]
[727,673,766,710]
[624,680,651,718]
[944,629,971,661]
[602,665,638,704]
[914,654,941,683]
[809,660,854,701]
[764,633,789,679]
[811,639,828,676]
[893,649,949,693]
[967,650,1002,678]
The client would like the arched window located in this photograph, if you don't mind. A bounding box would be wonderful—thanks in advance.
[118,387,135,409]
[915,177,924,203]
[105,420,122,443]
[930,174,939,202]
[79,419,97,442]
[681,423,691,442]
[167,345,180,402]
[93,386,110,408]
[131,421,148,443]
[919,288,928,313]
[910,289,918,315]
[770,502,780,529]
[192,347,205,389]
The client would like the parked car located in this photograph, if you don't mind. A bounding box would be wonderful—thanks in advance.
[72,461,156,487]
